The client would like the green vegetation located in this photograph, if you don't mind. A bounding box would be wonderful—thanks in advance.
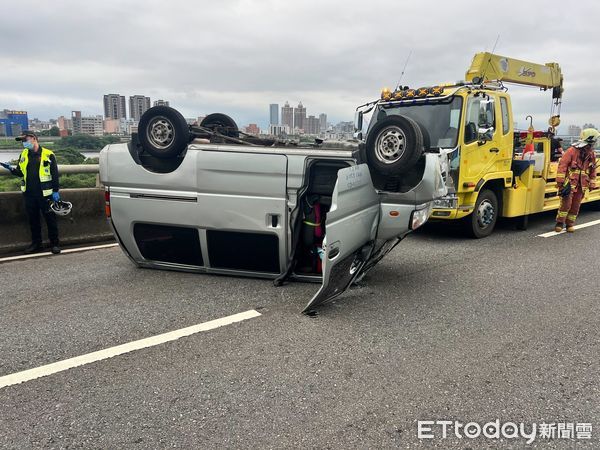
[0,134,117,192]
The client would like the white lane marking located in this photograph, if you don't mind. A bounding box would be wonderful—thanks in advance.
[537,218,600,238]
[0,243,119,263]
[0,309,262,389]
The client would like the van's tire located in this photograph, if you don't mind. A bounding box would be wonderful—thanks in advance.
[138,106,190,159]
[365,115,424,175]
[464,189,498,238]
[201,113,238,138]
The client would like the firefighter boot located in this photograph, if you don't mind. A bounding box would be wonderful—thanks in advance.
[567,225,575,233]
[554,223,563,233]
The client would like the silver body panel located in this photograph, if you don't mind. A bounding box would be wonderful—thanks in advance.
[100,142,446,309]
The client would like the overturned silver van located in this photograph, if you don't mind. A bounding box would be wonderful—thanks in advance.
[99,106,447,312]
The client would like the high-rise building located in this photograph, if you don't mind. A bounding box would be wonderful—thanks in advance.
[568,125,582,137]
[57,116,73,132]
[0,109,28,137]
[153,99,170,107]
[269,104,279,125]
[294,102,306,131]
[103,94,127,120]
[72,111,103,136]
[269,124,290,136]
[281,102,293,129]
[305,115,320,135]
[129,95,151,122]
[319,113,327,132]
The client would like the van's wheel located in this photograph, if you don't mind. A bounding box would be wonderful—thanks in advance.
[201,113,239,138]
[138,106,190,159]
[365,115,423,175]
[464,189,498,238]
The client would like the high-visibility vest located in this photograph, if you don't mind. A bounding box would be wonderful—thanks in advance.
[18,147,55,197]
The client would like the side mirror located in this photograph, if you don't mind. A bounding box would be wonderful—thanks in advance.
[354,111,363,133]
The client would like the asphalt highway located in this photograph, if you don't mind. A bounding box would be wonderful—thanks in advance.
[1,206,599,448]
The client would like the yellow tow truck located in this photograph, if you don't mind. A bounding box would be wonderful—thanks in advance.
[356,52,600,237]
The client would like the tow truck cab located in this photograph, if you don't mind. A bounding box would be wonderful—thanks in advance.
[356,83,599,238]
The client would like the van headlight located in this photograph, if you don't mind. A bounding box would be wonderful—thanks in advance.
[433,194,458,209]
[411,203,433,230]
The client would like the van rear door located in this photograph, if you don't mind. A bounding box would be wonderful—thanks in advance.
[302,164,380,312]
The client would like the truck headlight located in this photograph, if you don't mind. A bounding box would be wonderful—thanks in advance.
[433,194,458,209]
[411,203,433,230]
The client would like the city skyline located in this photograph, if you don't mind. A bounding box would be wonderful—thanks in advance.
[2,1,600,132]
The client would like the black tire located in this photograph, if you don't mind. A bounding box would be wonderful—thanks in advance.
[464,189,498,238]
[365,115,424,175]
[138,106,190,159]
[200,113,238,138]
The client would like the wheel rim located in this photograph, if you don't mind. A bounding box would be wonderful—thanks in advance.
[374,126,407,164]
[147,116,175,149]
[477,199,495,228]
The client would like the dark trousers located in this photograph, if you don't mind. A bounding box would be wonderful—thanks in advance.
[24,195,59,245]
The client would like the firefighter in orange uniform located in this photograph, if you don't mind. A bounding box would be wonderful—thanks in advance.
[554,128,599,232]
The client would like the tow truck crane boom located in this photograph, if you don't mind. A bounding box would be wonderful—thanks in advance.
[465,52,564,126]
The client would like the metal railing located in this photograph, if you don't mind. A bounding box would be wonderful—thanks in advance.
[0,164,101,188]
[0,164,99,176]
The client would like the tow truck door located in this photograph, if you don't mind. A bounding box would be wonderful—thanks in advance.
[302,164,380,312]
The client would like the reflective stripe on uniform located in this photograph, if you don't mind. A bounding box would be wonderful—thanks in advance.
[17,147,55,194]
[557,211,568,217]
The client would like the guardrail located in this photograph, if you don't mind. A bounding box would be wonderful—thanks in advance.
[0,165,112,255]
[0,164,101,188]
[0,187,114,255]
[0,164,99,175]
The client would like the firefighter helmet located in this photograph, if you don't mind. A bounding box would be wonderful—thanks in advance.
[574,128,599,148]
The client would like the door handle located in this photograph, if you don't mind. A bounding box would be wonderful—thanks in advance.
[489,148,500,153]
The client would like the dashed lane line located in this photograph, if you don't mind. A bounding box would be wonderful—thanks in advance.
[537,218,600,238]
[0,243,119,263]
[0,309,262,389]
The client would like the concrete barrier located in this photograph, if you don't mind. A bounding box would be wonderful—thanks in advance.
[0,188,114,255]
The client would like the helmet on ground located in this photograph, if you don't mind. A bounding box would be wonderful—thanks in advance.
[49,200,73,216]
[573,128,600,148]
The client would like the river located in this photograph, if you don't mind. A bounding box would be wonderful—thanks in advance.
[0,150,100,162]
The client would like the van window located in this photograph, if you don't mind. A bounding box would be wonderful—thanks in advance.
[134,223,203,266]
[500,97,510,135]
[207,230,280,273]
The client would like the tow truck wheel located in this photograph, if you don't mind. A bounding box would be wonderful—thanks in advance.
[464,189,498,238]
[138,106,190,159]
[365,115,423,175]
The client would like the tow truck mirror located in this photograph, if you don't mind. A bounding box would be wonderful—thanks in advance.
[476,99,495,145]
[354,111,363,140]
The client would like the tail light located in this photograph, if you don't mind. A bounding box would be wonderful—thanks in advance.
[104,188,111,218]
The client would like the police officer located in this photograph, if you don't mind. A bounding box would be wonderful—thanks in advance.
[554,128,599,233]
[0,131,61,254]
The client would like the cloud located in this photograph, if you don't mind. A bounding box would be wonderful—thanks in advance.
[1,0,599,130]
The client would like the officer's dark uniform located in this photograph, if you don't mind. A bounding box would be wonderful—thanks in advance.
[10,138,60,251]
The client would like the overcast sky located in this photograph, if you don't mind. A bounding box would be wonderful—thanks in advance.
[1,0,599,131]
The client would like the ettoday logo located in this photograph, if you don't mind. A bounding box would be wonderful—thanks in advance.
[417,420,592,444]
